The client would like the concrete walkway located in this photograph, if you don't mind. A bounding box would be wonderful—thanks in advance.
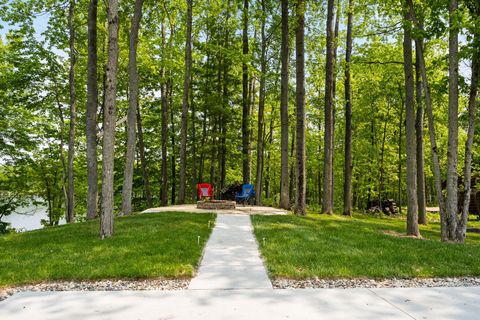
[189,214,272,289]
[2,287,480,319]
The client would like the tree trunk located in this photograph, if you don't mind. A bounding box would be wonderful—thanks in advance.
[295,0,306,216]
[199,109,207,183]
[86,0,98,220]
[220,4,230,191]
[242,0,251,184]
[323,0,335,215]
[406,0,447,239]
[53,78,68,221]
[191,72,197,201]
[330,0,340,199]
[279,0,290,209]
[402,6,420,237]
[210,119,217,187]
[121,0,144,216]
[265,115,274,199]
[136,106,152,207]
[168,78,176,205]
[66,0,76,223]
[160,22,168,206]
[415,41,427,225]
[398,84,404,216]
[343,0,354,216]
[179,0,193,203]
[457,28,480,242]
[100,0,120,238]
[289,125,296,202]
[255,0,266,205]
[446,0,459,240]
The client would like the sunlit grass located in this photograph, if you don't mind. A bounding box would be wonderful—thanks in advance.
[0,212,215,288]
[252,212,480,279]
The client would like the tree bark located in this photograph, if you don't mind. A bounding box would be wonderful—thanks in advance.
[402,5,420,237]
[343,0,354,216]
[406,0,447,239]
[121,0,144,215]
[168,78,176,205]
[279,0,290,209]
[415,41,427,225]
[100,0,120,238]
[160,22,168,206]
[242,0,251,184]
[66,0,76,223]
[397,84,404,216]
[446,0,459,240]
[220,3,230,191]
[457,6,480,241]
[191,72,197,201]
[323,0,335,215]
[295,0,306,216]
[255,0,266,205]
[136,106,152,207]
[179,0,193,203]
[265,115,274,199]
[86,0,98,220]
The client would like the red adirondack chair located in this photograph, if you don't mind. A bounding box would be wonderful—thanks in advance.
[197,183,213,200]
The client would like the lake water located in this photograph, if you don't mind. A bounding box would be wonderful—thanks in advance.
[3,204,66,231]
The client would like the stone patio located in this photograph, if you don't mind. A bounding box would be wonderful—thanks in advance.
[142,204,288,215]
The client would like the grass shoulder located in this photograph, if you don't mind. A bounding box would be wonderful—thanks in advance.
[0,212,215,288]
[251,212,480,279]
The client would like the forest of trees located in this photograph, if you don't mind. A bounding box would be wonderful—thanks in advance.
[0,0,479,242]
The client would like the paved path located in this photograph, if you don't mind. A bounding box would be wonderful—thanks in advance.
[189,214,272,289]
[2,287,480,319]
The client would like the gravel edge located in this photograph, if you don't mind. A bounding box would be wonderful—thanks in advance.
[273,277,480,289]
[0,278,189,302]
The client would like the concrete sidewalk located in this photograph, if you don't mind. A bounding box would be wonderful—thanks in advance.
[2,213,480,319]
[2,287,480,319]
[189,214,272,289]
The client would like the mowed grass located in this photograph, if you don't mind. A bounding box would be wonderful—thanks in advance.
[0,212,215,288]
[252,213,480,279]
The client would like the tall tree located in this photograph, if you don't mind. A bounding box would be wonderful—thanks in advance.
[343,0,354,216]
[136,107,153,207]
[402,2,420,237]
[406,0,446,239]
[86,0,98,220]
[457,4,480,241]
[121,0,145,215]
[160,20,168,206]
[323,0,335,215]
[445,0,459,240]
[415,39,427,225]
[279,0,289,209]
[255,0,267,205]
[242,0,251,184]
[295,0,306,216]
[66,0,76,223]
[179,0,193,203]
[100,0,120,238]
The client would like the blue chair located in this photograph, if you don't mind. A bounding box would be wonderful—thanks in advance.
[235,184,255,205]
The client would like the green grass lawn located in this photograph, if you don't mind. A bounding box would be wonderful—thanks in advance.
[0,212,214,288]
[252,212,480,279]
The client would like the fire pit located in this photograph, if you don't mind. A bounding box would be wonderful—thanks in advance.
[196,200,236,210]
